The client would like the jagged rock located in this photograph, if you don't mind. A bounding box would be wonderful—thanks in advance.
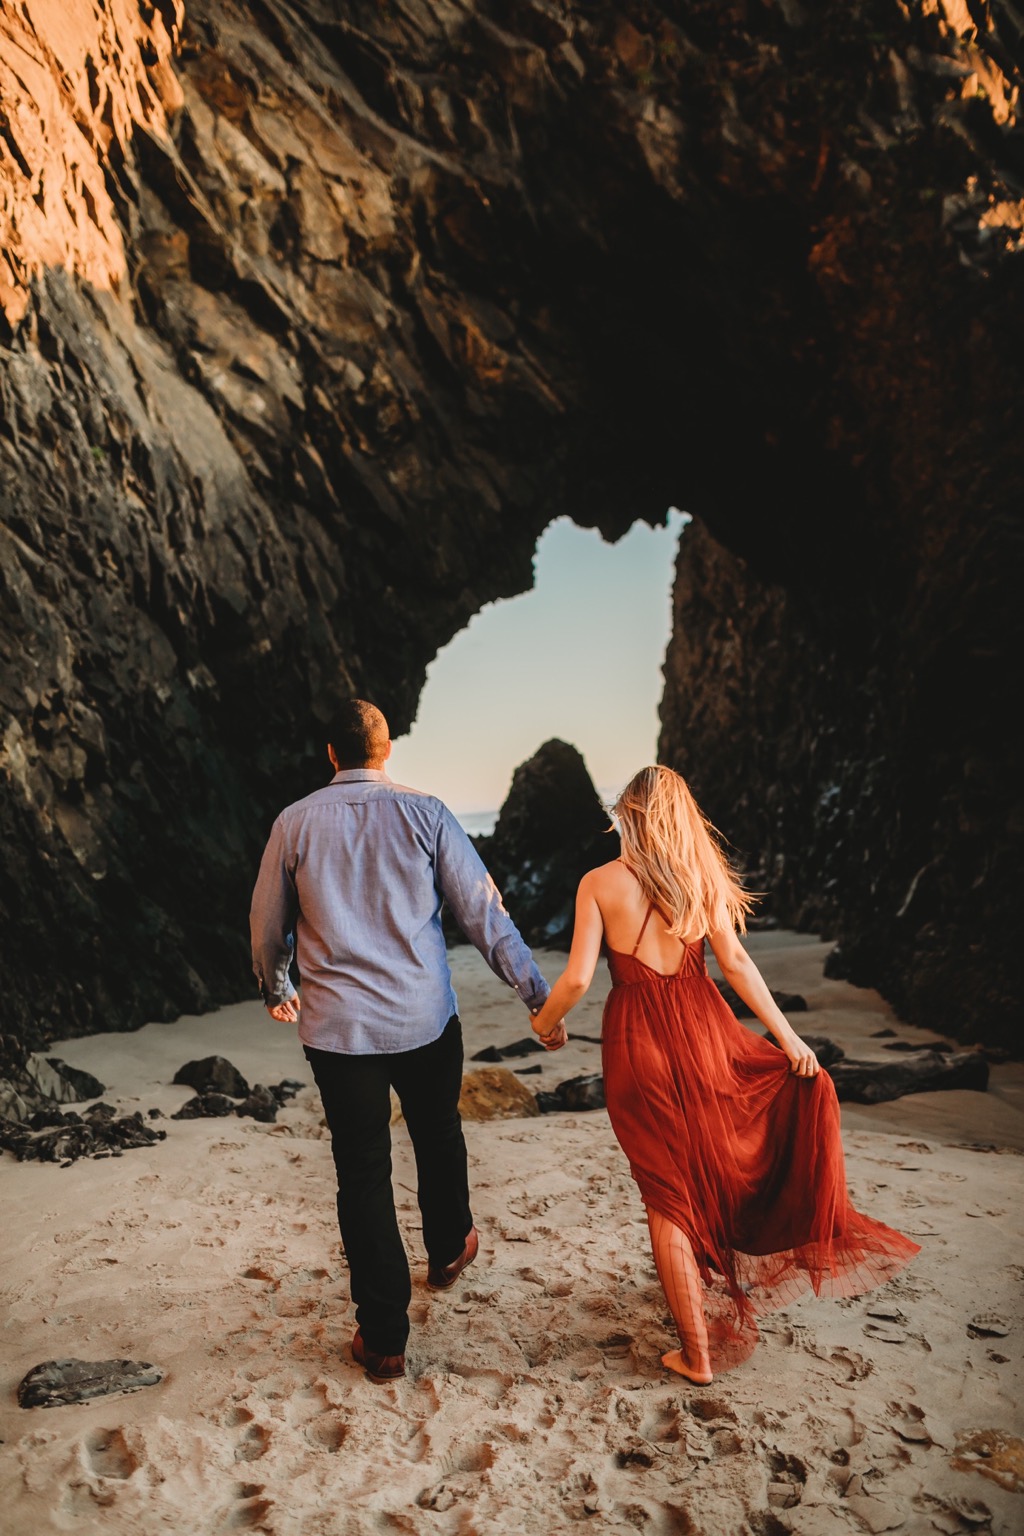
[268,1079,306,1104]
[0,1035,106,1119]
[556,1074,607,1112]
[84,1102,117,1123]
[881,1039,954,1053]
[235,1085,279,1123]
[171,1077,298,1121]
[171,1093,236,1121]
[470,1037,545,1062]
[458,1069,540,1122]
[18,1358,163,1409]
[536,1074,608,1113]
[173,1057,250,1098]
[45,1059,105,1100]
[0,0,1020,1057]
[0,1107,166,1164]
[475,741,618,948]
[535,1041,984,1111]
[716,981,808,1019]
[828,1051,989,1104]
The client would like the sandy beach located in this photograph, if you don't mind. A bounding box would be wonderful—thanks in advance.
[1,932,1021,1535]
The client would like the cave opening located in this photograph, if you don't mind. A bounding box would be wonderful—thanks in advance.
[389,511,688,832]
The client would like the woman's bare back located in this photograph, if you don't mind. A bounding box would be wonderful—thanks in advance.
[588,859,704,975]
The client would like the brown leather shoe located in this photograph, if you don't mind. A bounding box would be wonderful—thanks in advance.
[352,1329,406,1383]
[427,1225,479,1290]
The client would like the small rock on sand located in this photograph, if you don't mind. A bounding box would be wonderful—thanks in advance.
[18,1358,164,1409]
[458,1068,539,1121]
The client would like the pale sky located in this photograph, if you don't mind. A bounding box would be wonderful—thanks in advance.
[388,511,688,816]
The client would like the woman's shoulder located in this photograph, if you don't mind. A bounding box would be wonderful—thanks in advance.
[580,859,633,893]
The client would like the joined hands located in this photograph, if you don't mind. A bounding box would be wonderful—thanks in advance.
[533,1017,568,1051]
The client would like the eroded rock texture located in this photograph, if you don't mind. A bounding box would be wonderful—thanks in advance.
[0,1,1020,1047]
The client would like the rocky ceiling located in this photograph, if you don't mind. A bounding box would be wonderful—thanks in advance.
[0,0,1020,1048]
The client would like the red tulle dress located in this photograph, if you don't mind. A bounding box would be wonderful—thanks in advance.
[601,907,921,1372]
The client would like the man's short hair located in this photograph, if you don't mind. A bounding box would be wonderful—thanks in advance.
[328,700,390,767]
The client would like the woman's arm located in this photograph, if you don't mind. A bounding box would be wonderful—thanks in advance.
[529,874,606,1041]
[707,926,820,1077]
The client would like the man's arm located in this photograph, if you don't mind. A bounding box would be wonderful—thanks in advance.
[433,806,550,1014]
[250,817,300,1011]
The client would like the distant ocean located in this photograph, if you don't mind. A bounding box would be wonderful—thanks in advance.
[457,810,498,839]
[456,787,620,843]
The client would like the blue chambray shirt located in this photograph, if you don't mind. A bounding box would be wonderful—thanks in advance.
[249,769,550,1054]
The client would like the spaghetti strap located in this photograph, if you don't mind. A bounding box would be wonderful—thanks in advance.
[631,902,656,956]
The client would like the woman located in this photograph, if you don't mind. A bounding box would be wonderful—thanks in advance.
[529,765,919,1383]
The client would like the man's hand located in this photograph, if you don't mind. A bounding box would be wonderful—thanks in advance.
[267,995,301,1023]
[536,1019,568,1052]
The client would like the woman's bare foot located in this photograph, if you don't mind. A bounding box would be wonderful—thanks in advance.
[661,1348,713,1385]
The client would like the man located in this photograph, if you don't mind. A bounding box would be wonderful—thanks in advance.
[250,700,566,1382]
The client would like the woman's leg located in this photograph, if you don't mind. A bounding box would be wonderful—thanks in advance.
[647,1208,713,1383]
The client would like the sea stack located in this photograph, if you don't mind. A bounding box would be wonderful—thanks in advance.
[475,740,618,948]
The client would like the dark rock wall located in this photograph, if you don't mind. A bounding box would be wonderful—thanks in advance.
[660,512,1022,1047]
[656,4,1024,1049]
[1,1,1020,1047]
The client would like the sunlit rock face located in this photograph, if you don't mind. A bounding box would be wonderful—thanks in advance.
[1,1,1020,1047]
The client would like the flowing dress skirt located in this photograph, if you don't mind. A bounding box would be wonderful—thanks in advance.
[602,941,920,1372]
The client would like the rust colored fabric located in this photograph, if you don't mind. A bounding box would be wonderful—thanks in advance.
[602,937,920,1372]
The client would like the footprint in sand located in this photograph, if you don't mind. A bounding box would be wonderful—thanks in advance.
[915,1491,994,1530]
[84,1428,138,1480]
[967,1313,1010,1339]
[763,1448,807,1508]
[888,1402,932,1446]
[303,1416,347,1451]
[234,1423,270,1462]
[686,1395,737,1425]
[638,1403,684,1445]
[863,1319,908,1345]
[223,1405,254,1428]
[827,1347,873,1382]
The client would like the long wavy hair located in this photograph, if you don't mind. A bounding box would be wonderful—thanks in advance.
[613,765,755,938]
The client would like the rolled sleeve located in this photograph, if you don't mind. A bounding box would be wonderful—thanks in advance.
[250,817,300,1007]
[434,808,550,1012]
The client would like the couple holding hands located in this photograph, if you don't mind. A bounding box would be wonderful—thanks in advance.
[251,702,917,1385]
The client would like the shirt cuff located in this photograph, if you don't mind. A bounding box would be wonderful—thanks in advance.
[518,981,551,1015]
[256,967,297,1008]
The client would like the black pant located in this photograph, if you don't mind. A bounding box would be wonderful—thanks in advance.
[304,1015,472,1355]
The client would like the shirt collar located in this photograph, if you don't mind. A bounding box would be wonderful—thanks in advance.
[330,769,391,784]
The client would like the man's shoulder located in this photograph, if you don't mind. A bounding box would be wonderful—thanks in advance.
[275,779,449,824]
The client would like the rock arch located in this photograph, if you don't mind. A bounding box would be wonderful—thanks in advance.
[1,1,1020,1046]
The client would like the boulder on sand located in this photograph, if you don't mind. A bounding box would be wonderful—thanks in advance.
[828,1049,989,1104]
[472,740,618,948]
[0,1035,106,1121]
[458,1068,540,1121]
[172,1057,250,1098]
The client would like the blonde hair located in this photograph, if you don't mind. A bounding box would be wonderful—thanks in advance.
[614,766,755,938]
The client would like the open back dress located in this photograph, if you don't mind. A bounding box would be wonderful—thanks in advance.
[601,904,920,1371]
